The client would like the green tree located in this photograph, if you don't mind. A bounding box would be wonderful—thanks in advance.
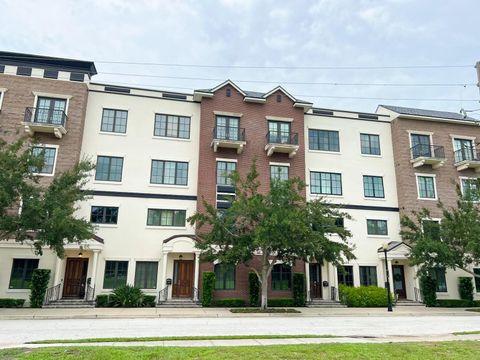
[0,138,96,257]
[189,161,354,309]
[401,182,480,279]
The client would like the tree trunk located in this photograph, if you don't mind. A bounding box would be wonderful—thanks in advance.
[260,264,269,309]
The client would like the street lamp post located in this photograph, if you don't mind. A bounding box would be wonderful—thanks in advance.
[383,243,393,312]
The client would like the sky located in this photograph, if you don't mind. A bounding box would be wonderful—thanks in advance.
[1,0,479,116]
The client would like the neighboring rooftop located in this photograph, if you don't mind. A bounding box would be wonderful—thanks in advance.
[0,51,97,77]
[378,104,477,122]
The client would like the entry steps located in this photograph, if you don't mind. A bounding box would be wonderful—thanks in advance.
[156,298,202,308]
[307,299,346,308]
[42,299,95,308]
[395,299,424,307]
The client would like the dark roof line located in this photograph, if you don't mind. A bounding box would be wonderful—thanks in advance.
[380,104,477,122]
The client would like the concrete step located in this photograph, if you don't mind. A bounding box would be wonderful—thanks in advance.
[396,301,424,307]
[157,298,202,308]
[43,299,95,308]
[307,299,346,308]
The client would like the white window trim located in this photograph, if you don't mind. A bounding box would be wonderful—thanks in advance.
[415,173,437,200]
[0,88,7,110]
[366,219,389,237]
[145,207,188,228]
[214,111,243,117]
[266,115,293,122]
[31,144,59,177]
[216,158,238,163]
[459,176,479,202]
[269,161,290,167]
[100,107,129,135]
[32,91,72,115]
[407,132,434,151]
[362,174,386,200]
[451,136,477,158]
[360,133,382,157]
[309,170,343,196]
[308,128,341,153]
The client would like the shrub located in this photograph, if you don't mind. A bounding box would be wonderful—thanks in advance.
[110,285,144,307]
[420,274,437,307]
[248,272,260,307]
[339,285,392,307]
[267,298,295,307]
[143,295,156,307]
[458,277,474,303]
[213,298,246,307]
[436,299,480,307]
[29,269,51,308]
[202,272,215,307]
[96,294,111,307]
[0,298,25,308]
[293,273,306,307]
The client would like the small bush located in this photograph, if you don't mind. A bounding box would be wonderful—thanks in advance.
[458,277,474,303]
[293,273,306,307]
[96,294,111,307]
[248,272,260,307]
[339,285,392,307]
[30,269,51,308]
[202,272,215,307]
[143,295,156,307]
[213,298,246,307]
[420,274,437,307]
[267,298,295,307]
[436,299,480,307]
[0,298,25,308]
[110,285,144,307]
[230,308,300,313]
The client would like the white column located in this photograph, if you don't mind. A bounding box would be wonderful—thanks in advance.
[193,252,200,301]
[53,256,63,285]
[161,253,168,290]
[305,260,311,302]
[413,265,421,301]
[387,259,394,294]
[90,250,100,287]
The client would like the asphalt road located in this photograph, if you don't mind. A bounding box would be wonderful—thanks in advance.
[1,315,480,347]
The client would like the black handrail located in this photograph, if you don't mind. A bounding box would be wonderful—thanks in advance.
[44,283,62,305]
[192,287,200,302]
[410,144,445,160]
[266,131,298,145]
[330,286,337,301]
[157,286,168,304]
[414,287,422,303]
[454,147,480,163]
[24,107,68,127]
[85,284,95,302]
[213,126,245,141]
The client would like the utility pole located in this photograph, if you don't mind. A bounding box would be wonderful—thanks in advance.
[476,61,480,94]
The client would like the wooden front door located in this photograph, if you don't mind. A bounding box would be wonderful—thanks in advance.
[309,263,322,299]
[392,265,407,299]
[172,260,194,298]
[63,258,88,298]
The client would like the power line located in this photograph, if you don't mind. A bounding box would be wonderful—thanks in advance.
[98,71,476,87]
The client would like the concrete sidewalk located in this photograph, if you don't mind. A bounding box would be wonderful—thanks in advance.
[0,306,477,320]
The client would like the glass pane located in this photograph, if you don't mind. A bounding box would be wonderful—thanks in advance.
[147,209,161,226]
[154,114,167,136]
[163,162,176,184]
[101,109,115,132]
[176,162,188,185]
[160,210,174,226]
[166,116,179,137]
[150,160,164,184]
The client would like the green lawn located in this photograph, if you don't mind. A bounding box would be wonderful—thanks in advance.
[453,330,480,335]
[2,342,480,360]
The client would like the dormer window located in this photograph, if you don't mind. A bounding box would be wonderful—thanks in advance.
[276,94,282,103]
[226,88,231,97]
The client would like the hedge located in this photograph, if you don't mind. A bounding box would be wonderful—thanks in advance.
[248,272,260,307]
[96,293,156,307]
[30,269,51,308]
[339,285,393,307]
[458,277,474,302]
[213,298,246,307]
[143,295,156,307]
[293,273,306,307]
[436,299,480,307]
[96,294,111,307]
[202,272,215,307]
[267,298,295,307]
[420,275,437,307]
[0,298,25,308]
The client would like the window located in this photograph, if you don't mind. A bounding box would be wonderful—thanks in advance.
[423,220,440,240]
[215,116,240,141]
[154,114,190,139]
[101,109,128,133]
[147,209,186,227]
[214,264,235,290]
[363,176,384,198]
[360,266,377,286]
[453,138,475,163]
[90,206,119,224]
[270,165,289,181]
[268,121,291,144]
[9,259,39,289]
[271,264,291,290]
[216,161,237,185]
[367,219,388,236]
[360,134,380,155]
[134,261,158,289]
[30,146,57,174]
[433,268,447,292]
[310,172,342,195]
[226,88,231,97]
[411,134,432,158]
[103,261,128,289]
[150,160,188,185]
[309,129,340,152]
[474,269,480,293]
[417,175,436,199]
[337,265,354,287]
[461,178,480,201]
[35,97,67,125]
[95,156,123,182]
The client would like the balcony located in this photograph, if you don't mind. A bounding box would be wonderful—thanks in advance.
[23,107,68,139]
[410,144,446,169]
[454,147,480,172]
[211,126,246,154]
[265,131,299,158]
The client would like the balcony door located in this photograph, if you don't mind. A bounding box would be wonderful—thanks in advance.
[216,116,239,141]
[454,138,474,162]
[35,97,67,125]
[268,121,291,144]
[411,134,431,158]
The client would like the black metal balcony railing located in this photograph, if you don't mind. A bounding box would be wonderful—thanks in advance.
[213,126,245,141]
[266,131,299,145]
[410,144,445,160]
[454,147,480,163]
[24,107,68,127]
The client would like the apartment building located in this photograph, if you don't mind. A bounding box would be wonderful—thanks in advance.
[0,51,479,306]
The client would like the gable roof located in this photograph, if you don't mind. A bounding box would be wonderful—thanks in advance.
[378,104,477,122]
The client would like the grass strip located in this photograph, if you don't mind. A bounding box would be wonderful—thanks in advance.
[453,330,480,335]
[27,334,336,344]
[229,308,301,313]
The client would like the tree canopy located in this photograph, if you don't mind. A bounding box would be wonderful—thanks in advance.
[0,138,96,257]
[189,161,355,308]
